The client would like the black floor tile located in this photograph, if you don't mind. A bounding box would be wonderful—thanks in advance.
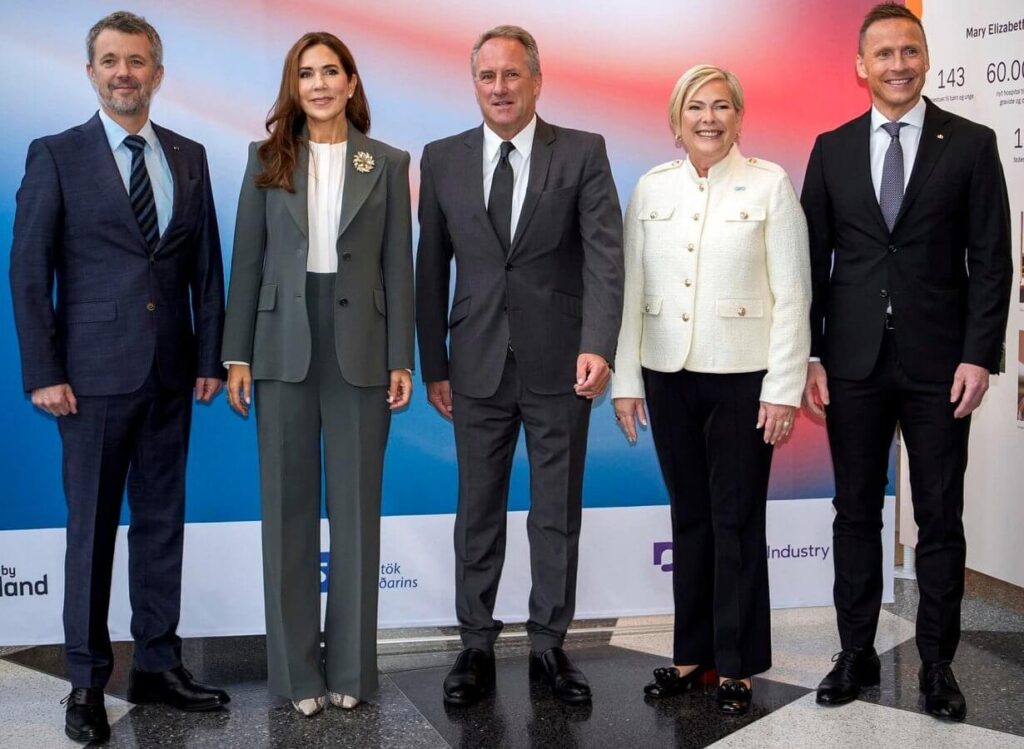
[389,645,810,749]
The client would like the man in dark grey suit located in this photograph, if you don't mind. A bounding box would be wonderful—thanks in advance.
[9,11,228,743]
[416,25,623,706]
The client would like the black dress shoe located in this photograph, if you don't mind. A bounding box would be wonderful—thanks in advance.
[529,647,591,704]
[127,665,230,711]
[919,661,967,721]
[63,687,110,743]
[815,647,880,705]
[643,665,717,698]
[716,679,752,714]
[443,648,496,706]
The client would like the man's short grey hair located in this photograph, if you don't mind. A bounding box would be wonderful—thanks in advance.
[86,11,163,68]
[470,25,541,77]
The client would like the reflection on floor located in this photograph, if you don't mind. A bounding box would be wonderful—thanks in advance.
[2,572,1023,748]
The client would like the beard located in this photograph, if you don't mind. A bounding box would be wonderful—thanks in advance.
[95,77,154,116]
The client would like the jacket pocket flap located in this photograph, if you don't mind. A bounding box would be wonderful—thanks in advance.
[640,205,675,221]
[373,288,387,315]
[65,300,116,323]
[643,295,663,315]
[716,298,764,318]
[449,296,471,326]
[553,290,582,316]
[257,284,277,311]
[724,205,767,222]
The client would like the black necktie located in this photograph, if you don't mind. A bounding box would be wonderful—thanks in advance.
[879,121,907,232]
[488,141,515,253]
[123,135,160,250]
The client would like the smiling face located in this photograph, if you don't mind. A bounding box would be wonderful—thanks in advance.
[676,79,742,174]
[297,43,356,131]
[87,29,163,121]
[473,37,541,140]
[857,18,929,120]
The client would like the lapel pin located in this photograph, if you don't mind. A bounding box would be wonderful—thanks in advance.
[937,134,944,139]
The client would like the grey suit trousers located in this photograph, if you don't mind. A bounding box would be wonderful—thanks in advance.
[255,272,389,700]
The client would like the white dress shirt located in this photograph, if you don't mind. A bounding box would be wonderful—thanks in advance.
[98,109,174,235]
[869,97,925,201]
[307,141,347,273]
[482,116,536,239]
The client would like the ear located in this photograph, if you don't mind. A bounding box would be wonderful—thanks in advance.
[855,54,867,81]
[348,73,358,98]
[86,63,95,84]
[153,65,165,91]
[533,71,542,100]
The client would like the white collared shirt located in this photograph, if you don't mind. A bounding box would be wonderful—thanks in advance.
[98,109,174,235]
[482,115,536,240]
[869,96,926,202]
[307,141,348,274]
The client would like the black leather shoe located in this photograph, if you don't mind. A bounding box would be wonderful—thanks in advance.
[63,687,110,743]
[127,665,230,711]
[443,648,496,706]
[643,665,717,698]
[716,679,752,714]
[815,647,881,705]
[919,661,967,721]
[529,647,591,704]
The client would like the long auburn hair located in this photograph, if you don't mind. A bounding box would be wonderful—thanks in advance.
[256,32,371,191]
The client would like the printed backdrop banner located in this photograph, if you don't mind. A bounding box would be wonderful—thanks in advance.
[0,0,895,644]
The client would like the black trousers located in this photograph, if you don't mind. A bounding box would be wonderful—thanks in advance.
[827,331,969,663]
[643,368,773,678]
[58,366,191,688]
[452,352,591,653]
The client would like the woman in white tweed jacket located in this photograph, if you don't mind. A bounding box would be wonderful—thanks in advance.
[612,64,810,714]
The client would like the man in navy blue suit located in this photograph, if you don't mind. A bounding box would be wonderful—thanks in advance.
[10,11,229,742]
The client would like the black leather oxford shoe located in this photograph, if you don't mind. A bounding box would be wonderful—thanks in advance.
[529,647,591,704]
[919,661,967,721]
[443,648,496,706]
[127,665,230,711]
[63,687,110,743]
[815,647,881,705]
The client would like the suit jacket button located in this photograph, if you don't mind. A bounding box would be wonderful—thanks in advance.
[739,211,749,220]
[692,213,700,221]
[684,279,692,287]
[649,210,658,219]
[342,252,352,261]
[888,244,898,253]
[338,298,349,307]
[149,255,156,264]
[146,302,156,311]
[879,289,889,298]
[644,304,651,312]
[505,263,513,271]
[738,306,746,316]
[687,243,695,252]
[682,313,690,322]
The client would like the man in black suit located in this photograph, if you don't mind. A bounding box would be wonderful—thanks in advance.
[416,25,623,705]
[801,2,1012,722]
[10,11,229,742]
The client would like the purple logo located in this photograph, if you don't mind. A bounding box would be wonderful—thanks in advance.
[653,542,673,572]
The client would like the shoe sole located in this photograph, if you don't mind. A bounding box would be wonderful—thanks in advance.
[65,725,110,743]
[126,692,229,712]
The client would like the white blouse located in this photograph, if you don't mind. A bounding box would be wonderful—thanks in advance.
[307,141,347,273]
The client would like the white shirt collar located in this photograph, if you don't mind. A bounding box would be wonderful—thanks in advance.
[870,96,926,132]
[483,115,537,164]
[98,109,159,152]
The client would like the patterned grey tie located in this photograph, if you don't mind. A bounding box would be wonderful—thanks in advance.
[879,121,907,232]
[123,135,160,250]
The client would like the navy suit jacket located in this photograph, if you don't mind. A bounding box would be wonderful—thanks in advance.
[10,113,225,396]
[801,99,1012,382]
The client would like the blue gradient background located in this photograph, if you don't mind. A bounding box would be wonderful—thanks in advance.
[0,0,892,530]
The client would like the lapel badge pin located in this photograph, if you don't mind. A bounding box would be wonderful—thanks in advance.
[734,186,746,191]
[937,134,944,139]
[353,151,375,173]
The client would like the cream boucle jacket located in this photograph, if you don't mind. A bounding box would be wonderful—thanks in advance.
[612,146,811,406]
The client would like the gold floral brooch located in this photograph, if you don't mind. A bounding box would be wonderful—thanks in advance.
[353,151,375,173]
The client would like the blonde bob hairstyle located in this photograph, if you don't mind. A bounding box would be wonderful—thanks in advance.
[668,64,745,138]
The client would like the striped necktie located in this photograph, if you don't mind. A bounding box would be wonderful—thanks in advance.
[123,135,160,250]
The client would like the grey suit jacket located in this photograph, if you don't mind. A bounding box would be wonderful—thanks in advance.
[222,125,414,386]
[416,117,623,398]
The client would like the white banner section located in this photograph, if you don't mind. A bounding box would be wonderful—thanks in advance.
[0,498,895,646]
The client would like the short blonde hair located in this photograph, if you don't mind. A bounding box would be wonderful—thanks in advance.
[668,64,744,137]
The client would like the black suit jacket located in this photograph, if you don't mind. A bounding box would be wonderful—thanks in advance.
[10,113,225,396]
[801,98,1011,382]
[416,117,623,398]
